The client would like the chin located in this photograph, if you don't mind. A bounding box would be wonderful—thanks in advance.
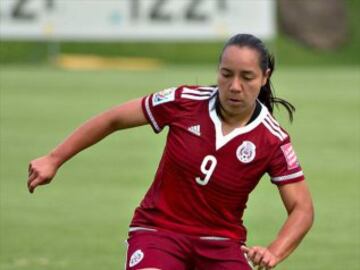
[224,105,245,115]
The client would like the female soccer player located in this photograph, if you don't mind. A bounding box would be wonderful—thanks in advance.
[27,34,314,270]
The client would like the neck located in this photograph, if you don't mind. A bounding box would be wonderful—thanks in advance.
[218,102,257,128]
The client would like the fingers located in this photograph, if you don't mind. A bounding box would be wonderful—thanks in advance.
[241,245,250,253]
[28,168,39,194]
[241,245,255,269]
[241,245,278,270]
[27,162,50,194]
[28,177,51,193]
[28,170,37,186]
[27,163,36,193]
[27,156,57,194]
[252,247,265,265]
[258,251,273,270]
[28,176,40,193]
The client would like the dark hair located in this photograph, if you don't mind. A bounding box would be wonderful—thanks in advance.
[219,33,295,121]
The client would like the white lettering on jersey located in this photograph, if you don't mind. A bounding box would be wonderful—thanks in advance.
[129,249,144,267]
[188,125,201,136]
[236,141,256,163]
[152,87,176,106]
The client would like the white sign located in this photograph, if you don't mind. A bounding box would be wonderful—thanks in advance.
[0,0,275,41]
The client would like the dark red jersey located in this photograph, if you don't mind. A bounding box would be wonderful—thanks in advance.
[131,85,304,241]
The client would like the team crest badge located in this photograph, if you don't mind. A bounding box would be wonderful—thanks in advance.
[129,249,144,267]
[237,141,256,163]
[152,87,176,106]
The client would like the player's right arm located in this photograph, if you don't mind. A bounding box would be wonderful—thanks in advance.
[27,98,147,193]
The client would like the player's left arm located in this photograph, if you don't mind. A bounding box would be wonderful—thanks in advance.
[270,180,314,264]
[242,180,314,269]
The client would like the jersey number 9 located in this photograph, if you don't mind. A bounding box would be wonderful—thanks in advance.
[196,155,217,186]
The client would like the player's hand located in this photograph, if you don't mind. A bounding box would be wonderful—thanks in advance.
[241,245,279,269]
[27,155,59,193]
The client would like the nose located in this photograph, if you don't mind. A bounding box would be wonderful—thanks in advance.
[229,77,243,92]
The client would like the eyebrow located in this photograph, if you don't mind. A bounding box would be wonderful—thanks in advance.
[241,70,255,75]
[220,67,232,72]
[220,67,255,75]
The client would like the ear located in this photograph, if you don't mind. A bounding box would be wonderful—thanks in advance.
[261,68,271,86]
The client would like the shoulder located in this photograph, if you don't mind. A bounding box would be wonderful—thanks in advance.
[258,103,289,144]
[176,85,218,101]
[142,85,217,133]
[149,85,217,107]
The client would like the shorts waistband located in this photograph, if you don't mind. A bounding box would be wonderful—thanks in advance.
[129,227,231,241]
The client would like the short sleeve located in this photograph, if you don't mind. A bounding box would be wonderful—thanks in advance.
[267,137,305,185]
[141,86,180,133]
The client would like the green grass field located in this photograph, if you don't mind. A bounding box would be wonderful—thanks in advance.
[0,65,359,269]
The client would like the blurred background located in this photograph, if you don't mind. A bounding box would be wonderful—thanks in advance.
[0,0,359,269]
[0,0,359,66]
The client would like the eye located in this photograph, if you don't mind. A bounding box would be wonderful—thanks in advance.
[243,76,253,81]
[242,73,256,81]
[221,71,232,78]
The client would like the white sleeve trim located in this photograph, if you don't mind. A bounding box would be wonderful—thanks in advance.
[182,88,214,95]
[181,94,212,100]
[145,96,161,132]
[271,171,304,182]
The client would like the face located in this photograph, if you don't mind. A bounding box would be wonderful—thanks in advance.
[217,45,269,118]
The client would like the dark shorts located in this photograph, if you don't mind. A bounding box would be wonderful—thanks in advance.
[125,228,252,270]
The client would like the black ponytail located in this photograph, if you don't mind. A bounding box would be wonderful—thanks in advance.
[220,34,295,122]
[257,54,295,121]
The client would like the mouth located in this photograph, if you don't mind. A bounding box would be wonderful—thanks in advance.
[228,98,243,105]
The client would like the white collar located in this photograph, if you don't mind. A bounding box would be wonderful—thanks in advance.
[208,97,268,150]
